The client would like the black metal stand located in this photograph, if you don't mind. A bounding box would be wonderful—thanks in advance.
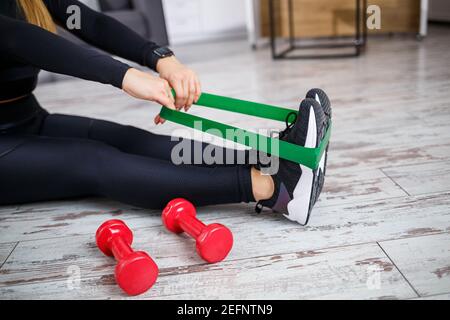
[269,0,368,59]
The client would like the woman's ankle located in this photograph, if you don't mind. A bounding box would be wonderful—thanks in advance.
[251,167,275,202]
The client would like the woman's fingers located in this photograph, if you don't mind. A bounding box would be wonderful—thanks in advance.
[171,80,186,110]
[165,82,175,107]
[156,74,198,123]
[182,80,189,109]
[157,89,175,109]
[185,77,196,111]
[153,81,175,125]
[172,81,185,110]
[160,82,176,124]
[195,78,202,103]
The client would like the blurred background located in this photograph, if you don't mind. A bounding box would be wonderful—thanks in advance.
[39,0,450,83]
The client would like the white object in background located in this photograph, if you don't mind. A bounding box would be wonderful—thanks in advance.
[162,0,247,44]
[162,0,202,44]
[420,0,429,38]
[245,0,261,48]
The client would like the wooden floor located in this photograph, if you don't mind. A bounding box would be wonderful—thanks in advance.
[1,26,450,300]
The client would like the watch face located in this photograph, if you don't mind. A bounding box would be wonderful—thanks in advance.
[155,47,174,58]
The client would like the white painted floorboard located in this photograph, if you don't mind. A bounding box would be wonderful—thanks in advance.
[380,233,450,297]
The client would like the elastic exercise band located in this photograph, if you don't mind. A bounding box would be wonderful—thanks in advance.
[159,92,331,170]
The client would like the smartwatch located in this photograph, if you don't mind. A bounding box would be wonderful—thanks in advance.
[153,47,175,59]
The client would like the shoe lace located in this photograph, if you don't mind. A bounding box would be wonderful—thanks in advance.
[279,112,297,140]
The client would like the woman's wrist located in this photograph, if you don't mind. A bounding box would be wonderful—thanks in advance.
[122,68,139,92]
[156,56,180,74]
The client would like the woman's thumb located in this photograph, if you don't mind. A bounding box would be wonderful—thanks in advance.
[157,94,176,110]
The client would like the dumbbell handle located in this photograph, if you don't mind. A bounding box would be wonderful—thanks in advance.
[110,235,134,261]
[178,214,206,239]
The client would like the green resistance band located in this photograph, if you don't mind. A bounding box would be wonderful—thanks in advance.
[159,92,331,170]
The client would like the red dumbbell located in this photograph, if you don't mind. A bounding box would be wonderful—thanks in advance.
[162,199,233,264]
[96,220,158,296]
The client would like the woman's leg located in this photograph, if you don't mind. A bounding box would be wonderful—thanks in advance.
[0,135,255,208]
[40,114,260,166]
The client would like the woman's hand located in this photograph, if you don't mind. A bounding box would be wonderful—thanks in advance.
[122,68,176,124]
[157,56,201,112]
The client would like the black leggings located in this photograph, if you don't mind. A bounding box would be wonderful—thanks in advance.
[0,95,254,208]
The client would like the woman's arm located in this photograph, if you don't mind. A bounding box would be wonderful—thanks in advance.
[0,14,175,110]
[44,0,201,114]
[43,0,161,71]
[0,14,128,88]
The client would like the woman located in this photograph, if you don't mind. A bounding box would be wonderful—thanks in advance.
[0,0,331,225]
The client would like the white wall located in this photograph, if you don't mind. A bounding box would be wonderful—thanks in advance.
[162,0,248,44]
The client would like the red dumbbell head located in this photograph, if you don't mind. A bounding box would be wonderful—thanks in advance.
[196,223,233,264]
[162,198,197,233]
[115,251,159,296]
[96,220,159,296]
[162,199,233,263]
[96,220,133,257]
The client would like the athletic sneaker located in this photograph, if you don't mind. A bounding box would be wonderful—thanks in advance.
[255,97,329,225]
[307,88,332,122]
[306,88,332,192]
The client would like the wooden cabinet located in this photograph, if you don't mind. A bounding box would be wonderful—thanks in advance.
[260,0,421,38]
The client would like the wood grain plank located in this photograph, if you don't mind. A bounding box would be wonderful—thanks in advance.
[317,168,408,207]
[0,199,153,243]
[0,243,416,300]
[379,233,450,297]
[412,292,450,300]
[0,243,17,268]
[0,199,256,243]
[1,192,449,289]
[382,161,450,196]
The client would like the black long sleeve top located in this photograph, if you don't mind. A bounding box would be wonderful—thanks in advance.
[0,0,163,100]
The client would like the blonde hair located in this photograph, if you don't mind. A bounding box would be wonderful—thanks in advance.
[17,0,57,33]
